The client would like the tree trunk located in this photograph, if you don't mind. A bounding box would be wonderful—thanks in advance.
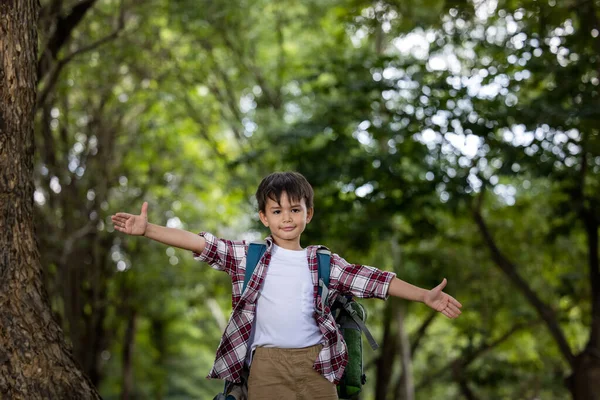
[374,300,397,400]
[569,349,600,400]
[396,301,414,400]
[568,212,600,400]
[0,2,101,398]
[151,318,168,400]
[120,309,138,400]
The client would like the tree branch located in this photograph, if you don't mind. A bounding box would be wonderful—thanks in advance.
[37,1,126,110]
[38,0,99,80]
[410,310,437,355]
[416,320,538,390]
[472,191,575,366]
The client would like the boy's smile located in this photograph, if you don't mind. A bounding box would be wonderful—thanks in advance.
[259,191,313,250]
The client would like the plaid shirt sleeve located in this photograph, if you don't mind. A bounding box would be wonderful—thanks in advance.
[329,253,396,299]
[192,232,247,277]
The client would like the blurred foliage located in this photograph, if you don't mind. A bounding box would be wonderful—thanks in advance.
[33,0,598,398]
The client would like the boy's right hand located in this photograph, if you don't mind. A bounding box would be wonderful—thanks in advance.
[111,202,149,236]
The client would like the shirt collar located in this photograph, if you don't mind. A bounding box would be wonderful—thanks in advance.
[263,235,321,255]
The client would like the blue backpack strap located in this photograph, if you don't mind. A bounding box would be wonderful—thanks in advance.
[317,248,331,295]
[244,242,267,293]
[317,248,331,314]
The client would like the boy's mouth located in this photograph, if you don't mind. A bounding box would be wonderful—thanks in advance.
[281,226,295,231]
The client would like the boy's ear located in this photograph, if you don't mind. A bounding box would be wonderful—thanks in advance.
[258,210,269,227]
[306,207,314,223]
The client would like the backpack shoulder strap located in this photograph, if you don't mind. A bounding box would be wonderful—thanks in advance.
[316,249,380,351]
[316,248,331,296]
[244,242,267,293]
[336,296,380,350]
[317,248,331,314]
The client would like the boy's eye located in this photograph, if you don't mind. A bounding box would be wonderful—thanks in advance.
[292,209,301,213]
[273,210,280,214]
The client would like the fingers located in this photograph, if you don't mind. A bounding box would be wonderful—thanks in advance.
[111,216,130,227]
[449,296,462,309]
[111,217,126,231]
[141,201,148,217]
[113,213,132,219]
[446,302,461,316]
[434,280,462,319]
[439,293,462,319]
[111,219,125,231]
[113,224,125,233]
[111,215,129,222]
[441,304,460,319]
[111,214,131,233]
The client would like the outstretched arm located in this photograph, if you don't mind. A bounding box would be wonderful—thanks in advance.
[388,278,462,319]
[111,202,206,254]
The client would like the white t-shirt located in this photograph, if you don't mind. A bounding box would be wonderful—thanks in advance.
[249,245,323,351]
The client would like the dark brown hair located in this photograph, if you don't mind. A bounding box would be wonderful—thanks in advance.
[256,171,314,213]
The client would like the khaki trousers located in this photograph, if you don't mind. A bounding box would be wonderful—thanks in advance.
[247,344,338,400]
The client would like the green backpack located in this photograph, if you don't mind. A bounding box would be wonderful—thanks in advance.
[314,247,379,399]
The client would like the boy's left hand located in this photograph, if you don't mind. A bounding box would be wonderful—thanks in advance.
[424,278,462,319]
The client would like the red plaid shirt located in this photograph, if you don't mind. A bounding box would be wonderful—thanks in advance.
[193,232,395,384]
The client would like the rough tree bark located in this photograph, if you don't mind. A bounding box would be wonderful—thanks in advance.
[0,1,101,398]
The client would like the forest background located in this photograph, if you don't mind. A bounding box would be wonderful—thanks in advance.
[3,0,600,399]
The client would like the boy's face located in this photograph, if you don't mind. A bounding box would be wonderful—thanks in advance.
[258,191,313,250]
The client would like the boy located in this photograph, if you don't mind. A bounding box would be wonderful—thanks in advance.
[111,171,462,399]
